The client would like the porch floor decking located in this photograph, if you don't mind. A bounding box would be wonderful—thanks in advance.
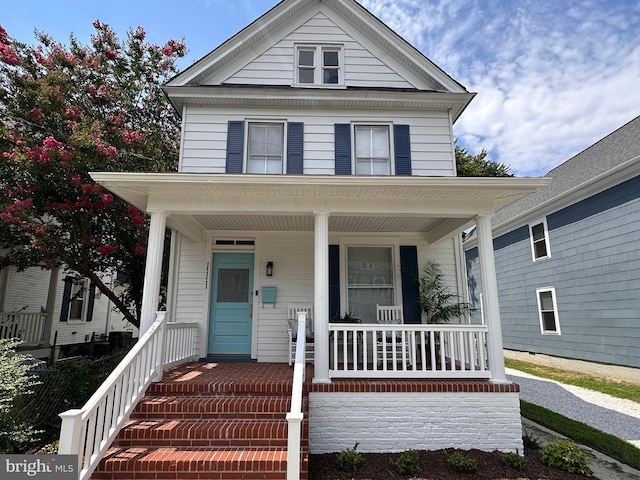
[152,361,519,394]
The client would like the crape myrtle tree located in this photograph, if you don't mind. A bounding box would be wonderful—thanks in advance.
[0,22,186,328]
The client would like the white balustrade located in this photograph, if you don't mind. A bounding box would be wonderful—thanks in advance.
[328,323,490,379]
[58,312,200,480]
[0,312,48,345]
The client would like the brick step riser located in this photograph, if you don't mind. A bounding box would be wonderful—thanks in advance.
[146,383,294,396]
[130,396,302,420]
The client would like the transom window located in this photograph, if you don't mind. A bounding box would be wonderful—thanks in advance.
[296,45,342,86]
[529,219,550,261]
[536,287,560,334]
[355,125,390,175]
[347,246,394,323]
[247,122,284,174]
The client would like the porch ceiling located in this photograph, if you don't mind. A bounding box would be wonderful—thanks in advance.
[91,173,549,243]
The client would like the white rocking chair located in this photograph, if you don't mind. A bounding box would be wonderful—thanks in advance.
[287,303,314,365]
[376,304,411,366]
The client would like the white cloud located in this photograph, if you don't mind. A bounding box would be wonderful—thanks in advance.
[360,0,640,176]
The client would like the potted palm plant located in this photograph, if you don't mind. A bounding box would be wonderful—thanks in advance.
[418,260,476,323]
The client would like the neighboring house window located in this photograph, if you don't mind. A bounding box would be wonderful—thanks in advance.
[536,287,560,334]
[355,125,391,175]
[60,276,95,322]
[347,246,394,323]
[247,122,284,174]
[295,45,342,86]
[529,219,550,261]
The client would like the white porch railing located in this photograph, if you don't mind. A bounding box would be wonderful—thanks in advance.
[328,323,490,379]
[286,312,307,480]
[0,312,48,345]
[58,312,200,480]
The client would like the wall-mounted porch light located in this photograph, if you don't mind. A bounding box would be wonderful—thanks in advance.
[266,261,274,277]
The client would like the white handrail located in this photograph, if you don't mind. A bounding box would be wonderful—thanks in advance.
[286,312,306,480]
[58,312,199,480]
[328,323,490,379]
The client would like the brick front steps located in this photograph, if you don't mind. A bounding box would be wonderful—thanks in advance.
[91,362,308,480]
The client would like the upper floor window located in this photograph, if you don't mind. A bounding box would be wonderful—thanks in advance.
[296,45,343,86]
[355,125,390,175]
[529,218,550,261]
[60,276,94,322]
[536,287,560,334]
[247,122,284,174]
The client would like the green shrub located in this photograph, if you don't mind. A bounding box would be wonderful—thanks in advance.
[447,451,477,473]
[0,339,42,453]
[540,439,592,475]
[500,451,527,471]
[336,442,364,474]
[391,449,420,475]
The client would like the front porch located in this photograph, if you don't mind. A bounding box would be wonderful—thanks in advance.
[90,361,521,480]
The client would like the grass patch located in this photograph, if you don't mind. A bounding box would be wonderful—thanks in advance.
[505,358,640,403]
[520,400,640,471]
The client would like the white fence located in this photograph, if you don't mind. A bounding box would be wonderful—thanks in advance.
[0,312,47,345]
[328,323,490,379]
[58,313,199,480]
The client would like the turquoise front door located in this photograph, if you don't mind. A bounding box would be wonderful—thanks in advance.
[208,253,254,354]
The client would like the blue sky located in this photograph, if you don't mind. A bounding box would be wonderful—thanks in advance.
[4,0,640,176]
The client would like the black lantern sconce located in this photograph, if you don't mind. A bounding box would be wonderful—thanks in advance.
[266,261,274,277]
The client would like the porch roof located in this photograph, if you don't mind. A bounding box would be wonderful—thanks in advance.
[91,173,549,243]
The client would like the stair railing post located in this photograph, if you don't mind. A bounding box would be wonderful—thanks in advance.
[153,311,167,382]
[58,409,84,474]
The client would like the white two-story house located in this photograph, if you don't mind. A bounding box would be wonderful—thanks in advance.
[89,0,547,459]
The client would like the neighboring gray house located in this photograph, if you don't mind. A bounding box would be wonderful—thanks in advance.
[465,115,640,377]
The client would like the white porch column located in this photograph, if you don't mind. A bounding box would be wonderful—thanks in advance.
[475,214,507,383]
[313,211,331,384]
[140,211,167,335]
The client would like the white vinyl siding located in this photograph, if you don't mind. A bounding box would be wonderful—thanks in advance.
[221,13,414,89]
[180,106,455,176]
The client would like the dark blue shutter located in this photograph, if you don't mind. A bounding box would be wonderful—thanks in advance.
[329,245,340,320]
[226,121,244,173]
[400,246,421,324]
[394,124,412,176]
[86,283,96,321]
[60,277,73,322]
[287,122,304,174]
[334,124,352,175]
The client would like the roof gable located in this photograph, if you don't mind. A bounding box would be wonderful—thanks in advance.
[166,0,467,94]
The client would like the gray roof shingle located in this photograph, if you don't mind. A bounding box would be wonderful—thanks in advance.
[491,114,640,229]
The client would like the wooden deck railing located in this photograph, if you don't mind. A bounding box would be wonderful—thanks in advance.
[328,323,490,379]
[0,312,48,345]
[58,313,200,480]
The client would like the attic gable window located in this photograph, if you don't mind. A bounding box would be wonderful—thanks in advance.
[295,45,343,86]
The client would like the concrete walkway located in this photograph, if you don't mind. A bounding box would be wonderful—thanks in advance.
[507,367,640,479]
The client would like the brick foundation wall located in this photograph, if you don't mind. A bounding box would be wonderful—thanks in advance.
[308,390,523,454]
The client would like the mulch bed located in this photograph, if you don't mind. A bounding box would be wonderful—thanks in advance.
[308,448,592,480]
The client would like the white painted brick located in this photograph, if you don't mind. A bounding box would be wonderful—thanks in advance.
[308,391,523,454]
